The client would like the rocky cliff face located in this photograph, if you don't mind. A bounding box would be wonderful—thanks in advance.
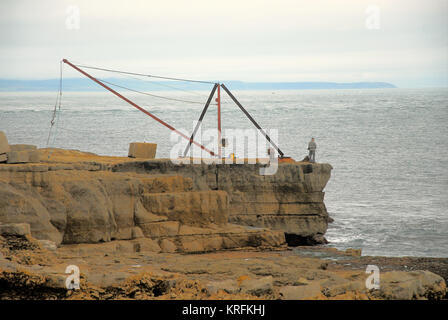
[113,159,333,245]
[0,147,332,250]
[0,155,284,252]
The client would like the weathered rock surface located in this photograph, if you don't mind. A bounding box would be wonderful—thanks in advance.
[372,270,447,300]
[0,223,31,237]
[128,142,157,159]
[279,283,321,300]
[0,144,445,301]
[0,132,9,163]
[9,144,37,152]
[0,142,331,250]
[239,276,274,296]
[0,233,445,300]
[0,132,9,155]
[0,134,40,164]
[113,159,333,244]
[0,149,285,252]
[6,150,36,164]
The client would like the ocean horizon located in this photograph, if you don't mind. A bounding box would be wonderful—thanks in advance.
[0,78,397,92]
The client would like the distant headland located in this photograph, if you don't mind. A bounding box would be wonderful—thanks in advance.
[0,78,396,92]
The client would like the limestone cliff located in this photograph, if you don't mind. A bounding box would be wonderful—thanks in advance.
[0,147,332,250]
[0,151,285,252]
[113,160,333,245]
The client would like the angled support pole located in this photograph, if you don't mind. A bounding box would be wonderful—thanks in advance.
[183,83,218,157]
[217,84,222,158]
[62,59,216,157]
[220,83,285,157]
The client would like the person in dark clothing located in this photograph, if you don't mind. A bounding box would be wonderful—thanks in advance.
[308,138,317,163]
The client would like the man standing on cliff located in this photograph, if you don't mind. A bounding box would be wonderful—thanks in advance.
[308,138,317,163]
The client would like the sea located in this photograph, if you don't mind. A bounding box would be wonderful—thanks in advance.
[1,87,447,257]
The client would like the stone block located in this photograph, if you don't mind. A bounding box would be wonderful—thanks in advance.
[128,142,157,159]
[9,144,37,152]
[6,151,30,163]
[5,150,39,164]
[0,131,9,154]
[0,153,6,163]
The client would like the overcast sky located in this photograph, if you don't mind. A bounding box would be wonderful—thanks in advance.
[0,0,447,87]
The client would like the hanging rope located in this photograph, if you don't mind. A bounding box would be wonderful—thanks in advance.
[121,73,208,97]
[46,59,221,157]
[45,60,215,142]
[46,60,63,147]
[98,78,210,105]
[72,63,216,84]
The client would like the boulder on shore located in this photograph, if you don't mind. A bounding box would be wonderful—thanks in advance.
[6,150,40,164]
[9,144,37,152]
[0,131,10,162]
[128,142,157,159]
[0,132,40,164]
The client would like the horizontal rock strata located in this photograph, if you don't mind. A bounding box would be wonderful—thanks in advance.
[0,161,284,252]
[113,159,333,245]
[0,143,332,250]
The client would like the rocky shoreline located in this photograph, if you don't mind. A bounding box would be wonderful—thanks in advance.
[0,134,446,299]
[0,146,332,249]
[0,230,446,300]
